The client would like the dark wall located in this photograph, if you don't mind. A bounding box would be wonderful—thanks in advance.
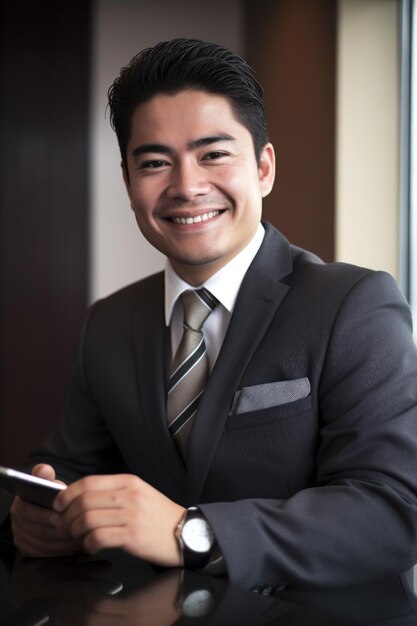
[245,0,336,261]
[0,1,90,466]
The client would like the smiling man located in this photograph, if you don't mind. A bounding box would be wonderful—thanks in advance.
[9,39,417,591]
[123,90,274,286]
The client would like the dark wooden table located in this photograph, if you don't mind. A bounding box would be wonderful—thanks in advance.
[1,544,417,625]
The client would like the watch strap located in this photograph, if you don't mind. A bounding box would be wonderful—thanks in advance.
[176,507,214,570]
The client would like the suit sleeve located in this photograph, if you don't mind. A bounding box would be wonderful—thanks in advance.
[199,271,417,589]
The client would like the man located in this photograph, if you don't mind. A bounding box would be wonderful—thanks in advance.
[9,39,417,590]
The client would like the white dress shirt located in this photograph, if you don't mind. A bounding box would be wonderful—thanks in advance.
[165,223,264,573]
[165,223,265,368]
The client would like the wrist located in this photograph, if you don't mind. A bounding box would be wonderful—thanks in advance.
[174,507,215,570]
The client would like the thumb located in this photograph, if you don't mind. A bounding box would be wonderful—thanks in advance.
[31,463,56,481]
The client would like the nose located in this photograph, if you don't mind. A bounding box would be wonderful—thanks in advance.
[166,159,210,200]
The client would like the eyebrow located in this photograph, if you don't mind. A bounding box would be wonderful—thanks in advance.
[189,134,235,149]
[131,134,236,159]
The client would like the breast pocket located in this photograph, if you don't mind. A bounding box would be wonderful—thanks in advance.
[226,378,312,431]
[226,395,313,431]
[210,380,316,500]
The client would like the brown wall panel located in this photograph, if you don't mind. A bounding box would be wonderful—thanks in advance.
[0,1,90,466]
[245,0,336,261]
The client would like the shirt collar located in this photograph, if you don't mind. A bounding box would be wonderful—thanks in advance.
[165,223,265,325]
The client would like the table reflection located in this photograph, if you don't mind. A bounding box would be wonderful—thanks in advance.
[1,545,417,625]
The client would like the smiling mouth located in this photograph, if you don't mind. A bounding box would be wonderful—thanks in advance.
[170,210,221,225]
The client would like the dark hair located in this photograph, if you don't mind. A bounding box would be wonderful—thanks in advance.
[107,38,268,165]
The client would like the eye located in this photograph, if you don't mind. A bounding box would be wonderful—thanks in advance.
[140,159,169,169]
[202,151,227,161]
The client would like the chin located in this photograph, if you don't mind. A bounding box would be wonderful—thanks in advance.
[174,251,223,268]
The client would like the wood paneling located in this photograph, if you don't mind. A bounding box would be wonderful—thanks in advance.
[0,1,90,466]
[245,0,336,261]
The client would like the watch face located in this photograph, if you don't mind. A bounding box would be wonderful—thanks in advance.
[182,518,214,553]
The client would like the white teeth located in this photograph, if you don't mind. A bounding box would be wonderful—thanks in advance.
[171,210,220,225]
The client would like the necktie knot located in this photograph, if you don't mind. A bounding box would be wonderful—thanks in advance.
[181,288,218,333]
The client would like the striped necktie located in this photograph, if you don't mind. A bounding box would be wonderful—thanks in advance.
[167,288,219,460]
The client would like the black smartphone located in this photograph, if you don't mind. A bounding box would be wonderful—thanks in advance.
[0,466,66,508]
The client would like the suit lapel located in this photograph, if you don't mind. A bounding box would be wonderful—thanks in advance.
[187,225,293,502]
[132,274,187,492]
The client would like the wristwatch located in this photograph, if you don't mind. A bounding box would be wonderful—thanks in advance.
[175,507,215,569]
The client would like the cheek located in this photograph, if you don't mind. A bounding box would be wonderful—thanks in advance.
[134,211,158,238]
[130,200,153,237]
[129,186,156,219]
[133,212,164,249]
[219,166,262,200]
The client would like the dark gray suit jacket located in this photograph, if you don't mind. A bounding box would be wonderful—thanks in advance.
[27,223,417,590]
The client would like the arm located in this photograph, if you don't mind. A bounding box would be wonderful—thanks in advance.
[9,302,130,557]
[10,298,186,563]
[199,271,417,588]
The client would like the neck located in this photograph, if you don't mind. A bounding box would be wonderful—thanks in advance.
[169,261,224,287]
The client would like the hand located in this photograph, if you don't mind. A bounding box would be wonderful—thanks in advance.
[10,464,80,558]
[52,474,185,567]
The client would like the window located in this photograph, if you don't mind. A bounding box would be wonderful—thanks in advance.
[410,0,417,330]
[400,0,416,336]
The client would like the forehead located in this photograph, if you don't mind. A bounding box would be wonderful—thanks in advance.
[128,89,252,147]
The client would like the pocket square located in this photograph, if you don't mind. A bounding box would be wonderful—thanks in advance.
[230,377,311,415]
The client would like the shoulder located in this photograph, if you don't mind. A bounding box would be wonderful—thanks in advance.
[263,222,400,297]
[90,271,163,313]
[291,245,403,305]
[82,271,164,337]
[259,223,408,319]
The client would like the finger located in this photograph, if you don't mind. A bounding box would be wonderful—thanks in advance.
[32,463,56,481]
[12,513,67,543]
[12,515,77,557]
[31,463,67,488]
[12,496,56,528]
[83,526,127,554]
[54,474,140,512]
[62,488,129,522]
[12,508,73,543]
[59,508,128,540]
[56,487,142,538]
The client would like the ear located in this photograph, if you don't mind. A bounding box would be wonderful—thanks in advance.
[258,143,276,198]
[121,161,134,209]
